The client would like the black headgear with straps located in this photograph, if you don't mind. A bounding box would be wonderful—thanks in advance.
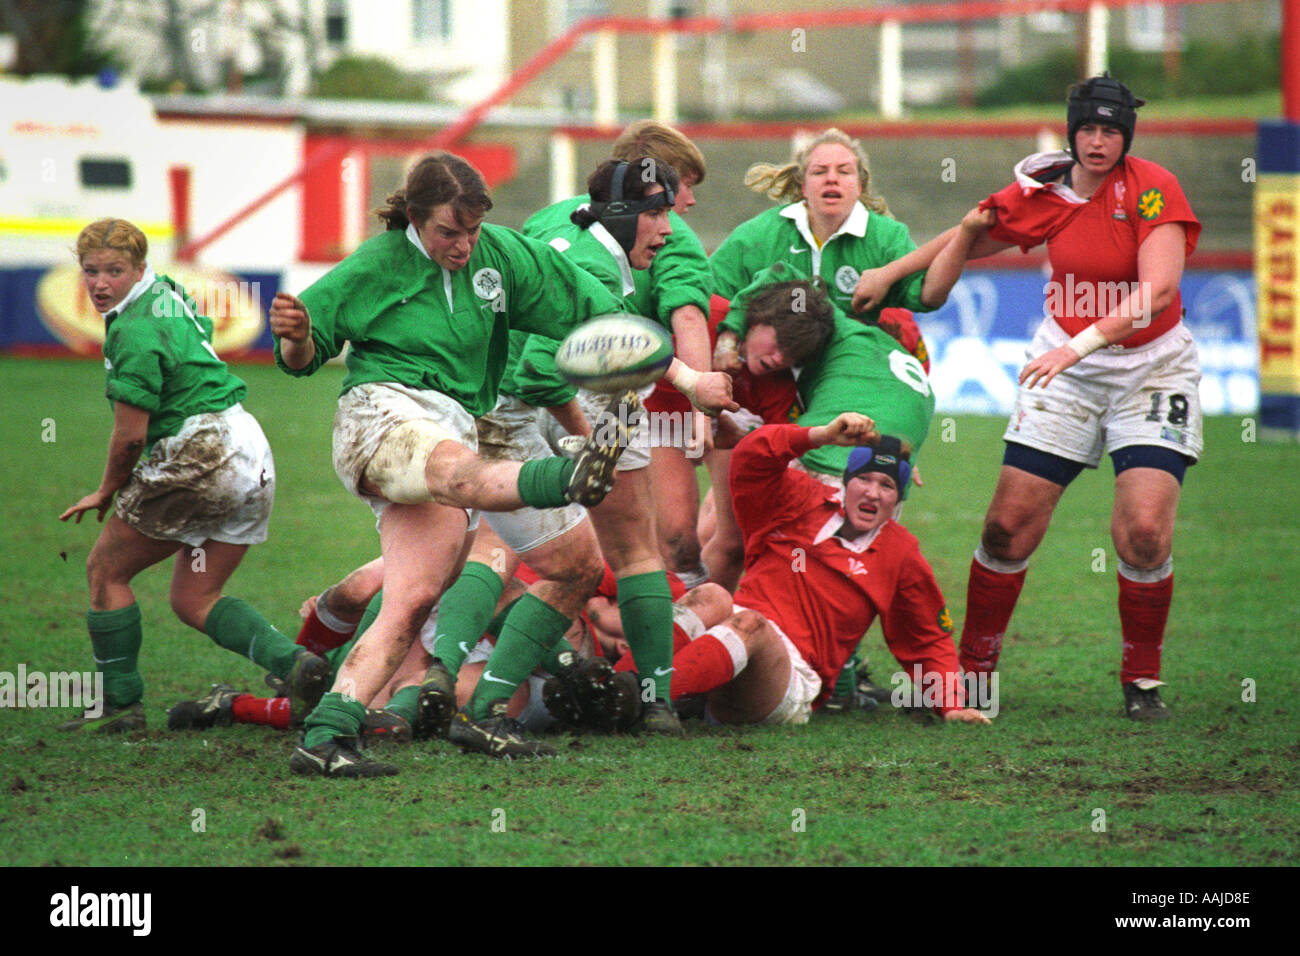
[1067,73,1145,158]
[843,435,912,500]
[586,160,676,255]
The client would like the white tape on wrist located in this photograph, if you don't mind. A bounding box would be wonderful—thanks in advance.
[1066,324,1109,360]
[673,365,701,404]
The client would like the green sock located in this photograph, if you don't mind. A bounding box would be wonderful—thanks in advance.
[835,651,861,698]
[302,691,367,749]
[616,572,674,702]
[204,596,301,679]
[516,457,574,509]
[384,685,420,725]
[467,593,571,720]
[539,641,581,676]
[87,604,144,707]
[433,562,503,677]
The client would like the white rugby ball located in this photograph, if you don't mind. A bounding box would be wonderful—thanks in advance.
[555,313,673,393]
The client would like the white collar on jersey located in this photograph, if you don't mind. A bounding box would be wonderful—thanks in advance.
[407,221,457,310]
[1012,150,1088,204]
[583,215,636,297]
[406,221,431,259]
[811,495,886,554]
[780,200,869,247]
[103,265,157,319]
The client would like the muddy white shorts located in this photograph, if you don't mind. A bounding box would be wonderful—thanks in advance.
[332,381,479,524]
[116,403,274,548]
[1005,320,1203,466]
[705,605,822,726]
[477,394,587,553]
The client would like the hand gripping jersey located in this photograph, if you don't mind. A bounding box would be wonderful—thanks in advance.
[709,200,932,370]
[719,263,934,475]
[729,424,964,711]
[979,151,1200,349]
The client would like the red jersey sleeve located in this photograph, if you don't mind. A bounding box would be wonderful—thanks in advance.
[729,424,820,543]
[980,181,1085,254]
[1125,157,1200,256]
[876,532,965,714]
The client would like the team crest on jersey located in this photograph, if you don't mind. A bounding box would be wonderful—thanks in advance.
[938,605,953,634]
[1112,182,1128,220]
[472,268,504,301]
[1138,188,1165,221]
[834,265,860,294]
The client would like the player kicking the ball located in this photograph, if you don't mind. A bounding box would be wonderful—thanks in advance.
[271,153,651,777]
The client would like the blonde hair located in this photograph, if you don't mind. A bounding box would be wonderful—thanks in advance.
[612,120,706,185]
[743,128,889,216]
[76,218,148,266]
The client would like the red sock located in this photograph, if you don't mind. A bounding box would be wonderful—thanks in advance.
[959,556,1027,674]
[232,694,292,730]
[296,605,354,656]
[1118,570,1172,683]
[615,626,713,676]
[670,634,739,699]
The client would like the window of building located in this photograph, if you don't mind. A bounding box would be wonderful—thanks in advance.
[325,0,348,44]
[413,0,452,41]
[79,158,132,189]
[1127,4,1171,52]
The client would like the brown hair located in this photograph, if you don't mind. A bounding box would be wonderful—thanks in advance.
[76,218,148,266]
[745,279,835,367]
[375,152,493,231]
[743,128,889,216]
[612,120,706,185]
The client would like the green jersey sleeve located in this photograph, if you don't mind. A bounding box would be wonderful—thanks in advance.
[638,212,711,325]
[499,229,624,340]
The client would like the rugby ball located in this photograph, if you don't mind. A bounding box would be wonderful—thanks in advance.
[555,313,673,393]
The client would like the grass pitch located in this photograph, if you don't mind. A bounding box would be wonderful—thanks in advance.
[1,356,1297,867]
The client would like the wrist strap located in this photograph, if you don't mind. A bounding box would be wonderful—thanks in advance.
[1066,324,1108,359]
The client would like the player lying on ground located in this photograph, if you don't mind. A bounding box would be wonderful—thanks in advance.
[59,218,328,734]
[667,413,990,725]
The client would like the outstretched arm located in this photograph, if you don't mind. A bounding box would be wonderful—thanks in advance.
[59,402,150,523]
[920,207,997,308]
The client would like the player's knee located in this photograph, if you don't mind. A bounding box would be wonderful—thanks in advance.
[1117,519,1169,568]
[553,553,605,597]
[683,582,733,627]
[980,517,1017,560]
[169,591,214,631]
[728,610,768,639]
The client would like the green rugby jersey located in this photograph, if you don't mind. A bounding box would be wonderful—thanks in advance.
[523,194,711,328]
[710,201,929,325]
[103,269,246,449]
[275,223,621,418]
[721,264,934,475]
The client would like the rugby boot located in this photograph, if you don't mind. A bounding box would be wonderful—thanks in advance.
[565,390,641,507]
[166,683,241,730]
